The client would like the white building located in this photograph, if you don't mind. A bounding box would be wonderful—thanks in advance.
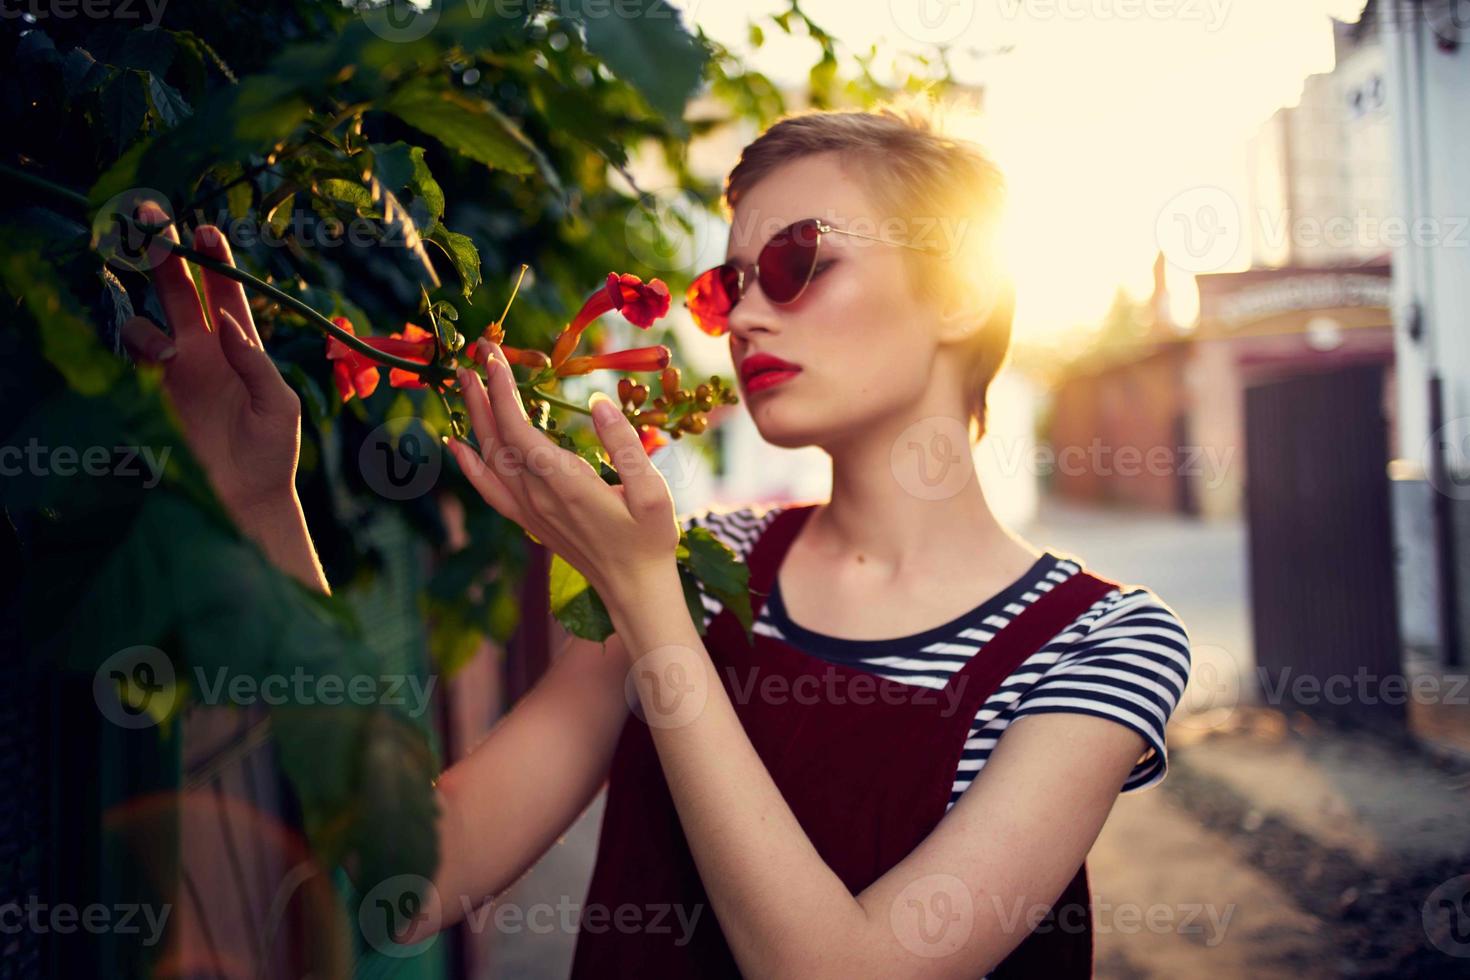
[1377,0,1470,670]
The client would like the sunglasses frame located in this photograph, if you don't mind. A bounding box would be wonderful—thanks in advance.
[683,217,945,335]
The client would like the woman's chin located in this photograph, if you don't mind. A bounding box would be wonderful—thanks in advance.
[748,404,836,451]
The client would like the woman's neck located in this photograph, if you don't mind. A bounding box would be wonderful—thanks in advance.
[806,434,1037,583]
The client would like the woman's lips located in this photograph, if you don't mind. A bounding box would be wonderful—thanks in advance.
[743,368,801,393]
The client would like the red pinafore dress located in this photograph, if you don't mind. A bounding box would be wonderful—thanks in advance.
[569,503,1118,978]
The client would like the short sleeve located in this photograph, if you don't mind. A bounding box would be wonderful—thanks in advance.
[1010,588,1192,791]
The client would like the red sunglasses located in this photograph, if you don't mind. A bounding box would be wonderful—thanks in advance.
[683,217,943,336]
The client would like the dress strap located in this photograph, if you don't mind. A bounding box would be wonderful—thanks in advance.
[744,502,820,621]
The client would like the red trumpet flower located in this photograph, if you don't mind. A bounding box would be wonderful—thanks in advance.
[549,272,671,369]
[480,321,552,370]
[556,345,672,378]
[325,319,438,403]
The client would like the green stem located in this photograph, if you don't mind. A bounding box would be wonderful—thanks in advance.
[164,236,451,382]
[515,382,592,417]
[5,164,89,209]
[0,162,450,383]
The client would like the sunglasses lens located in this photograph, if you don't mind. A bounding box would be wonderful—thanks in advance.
[686,264,739,336]
[757,218,821,304]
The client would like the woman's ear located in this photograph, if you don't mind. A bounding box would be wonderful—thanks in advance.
[934,271,1005,346]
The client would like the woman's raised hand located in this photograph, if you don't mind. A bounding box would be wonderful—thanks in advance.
[447,339,681,611]
[119,202,303,526]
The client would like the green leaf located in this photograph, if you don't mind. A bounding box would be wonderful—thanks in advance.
[145,73,193,129]
[100,70,148,152]
[62,47,106,98]
[0,235,122,395]
[382,82,535,175]
[678,566,708,637]
[680,526,753,637]
[548,554,615,641]
[319,178,374,211]
[425,224,481,297]
[568,0,707,120]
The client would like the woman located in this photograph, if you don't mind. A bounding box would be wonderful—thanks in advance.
[123,102,1191,978]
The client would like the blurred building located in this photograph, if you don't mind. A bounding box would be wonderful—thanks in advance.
[1377,0,1470,675]
[1047,4,1394,521]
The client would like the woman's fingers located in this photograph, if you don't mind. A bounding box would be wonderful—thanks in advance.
[136,201,208,343]
[588,392,669,518]
[119,316,179,365]
[193,225,262,347]
[456,367,502,464]
[445,437,523,521]
[218,309,295,413]
[480,345,544,454]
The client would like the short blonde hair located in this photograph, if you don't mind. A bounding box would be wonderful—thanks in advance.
[723,96,1014,441]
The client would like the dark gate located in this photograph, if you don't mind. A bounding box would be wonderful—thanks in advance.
[1244,363,1404,726]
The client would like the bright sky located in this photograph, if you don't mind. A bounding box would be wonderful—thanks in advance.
[678,0,1373,342]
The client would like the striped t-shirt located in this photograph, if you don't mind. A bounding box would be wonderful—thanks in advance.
[680,502,1193,809]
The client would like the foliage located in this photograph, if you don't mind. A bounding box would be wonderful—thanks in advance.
[0,0,960,967]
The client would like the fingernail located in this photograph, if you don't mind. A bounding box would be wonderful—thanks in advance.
[195,226,218,248]
[158,345,178,362]
[589,392,618,427]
